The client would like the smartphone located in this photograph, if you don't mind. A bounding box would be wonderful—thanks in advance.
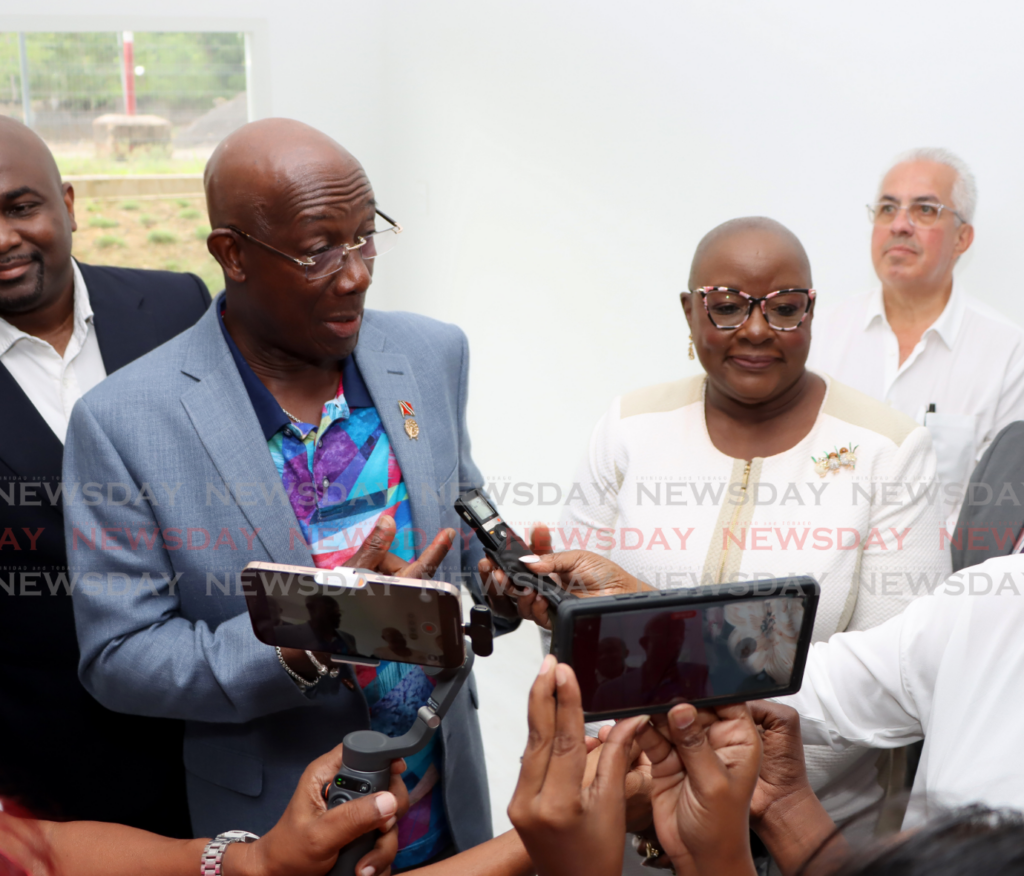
[241,562,466,669]
[455,488,570,607]
[551,578,819,721]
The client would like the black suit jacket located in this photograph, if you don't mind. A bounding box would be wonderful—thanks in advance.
[951,421,1024,572]
[0,262,210,833]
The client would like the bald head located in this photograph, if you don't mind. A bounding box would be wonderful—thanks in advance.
[204,118,370,235]
[205,118,379,365]
[0,116,63,195]
[688,217,811,289]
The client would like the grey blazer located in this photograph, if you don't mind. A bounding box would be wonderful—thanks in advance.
[951,421,1024,571]
[63,305,493,846]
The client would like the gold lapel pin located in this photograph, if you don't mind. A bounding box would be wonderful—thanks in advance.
[399,401,420,440]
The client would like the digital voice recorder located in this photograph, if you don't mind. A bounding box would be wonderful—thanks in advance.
[455,488,569,608]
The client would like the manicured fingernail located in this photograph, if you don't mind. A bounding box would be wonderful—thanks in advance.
[375,791,397,817]
[359,866,376,876]
[673,709,694,730]
[538,654,556,675]
[519,555,541,563]
[555,663,570,686]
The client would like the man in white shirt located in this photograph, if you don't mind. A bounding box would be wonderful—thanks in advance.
[810,149,1024,527]
[783,552,1024,826]
[0,115,209,833]
[0,256,106,443]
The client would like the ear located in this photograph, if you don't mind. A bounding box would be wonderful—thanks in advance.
[680,291,694,326]
[207,229,246,283]
[62,182,77,233]
[953,222,975,260]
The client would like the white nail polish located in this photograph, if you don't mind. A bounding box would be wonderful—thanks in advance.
[519,554,541,563]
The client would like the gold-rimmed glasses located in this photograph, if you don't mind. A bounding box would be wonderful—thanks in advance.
[225,209,403,280]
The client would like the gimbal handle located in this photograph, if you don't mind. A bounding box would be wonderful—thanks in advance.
[340,644,476,771]
[323,645,478,876]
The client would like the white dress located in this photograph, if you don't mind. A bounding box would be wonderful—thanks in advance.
[559,373,951,820]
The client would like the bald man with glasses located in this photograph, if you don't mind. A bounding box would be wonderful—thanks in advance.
[810,148,1024,529]
[62,119,504,867]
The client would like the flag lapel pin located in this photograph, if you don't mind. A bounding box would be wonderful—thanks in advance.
[399,401,419,440]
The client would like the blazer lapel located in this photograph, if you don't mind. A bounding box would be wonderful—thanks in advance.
[81,261,161,374]
[0,362,64,479]
[353,320,442,553]
[178,310,313,566]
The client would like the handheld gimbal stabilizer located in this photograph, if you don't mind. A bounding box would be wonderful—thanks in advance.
[323,605,494,876]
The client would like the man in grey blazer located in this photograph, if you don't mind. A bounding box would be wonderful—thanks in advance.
[63,119,499,866]
[950,420,1024,571]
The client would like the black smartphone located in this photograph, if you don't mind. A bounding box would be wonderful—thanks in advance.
[551,578,819,721]
[241,562,466,668]
[455,488,570,607]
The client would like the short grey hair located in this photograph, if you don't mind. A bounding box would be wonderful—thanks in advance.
[883,147,977,225]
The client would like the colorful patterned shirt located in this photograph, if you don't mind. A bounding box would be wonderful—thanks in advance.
[216,299,451,868]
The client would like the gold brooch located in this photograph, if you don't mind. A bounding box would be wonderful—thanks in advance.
[812,443,858,478]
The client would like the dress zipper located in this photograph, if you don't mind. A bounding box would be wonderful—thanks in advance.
[719,461,752,583]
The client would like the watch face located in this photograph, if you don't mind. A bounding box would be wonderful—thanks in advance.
[218,830,259,843]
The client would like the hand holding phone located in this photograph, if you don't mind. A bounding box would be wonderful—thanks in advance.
[243,564,466,669]
[273,519,458,679]
[552,577,818,720]
[634,703,763,875]
[508,655,650,876]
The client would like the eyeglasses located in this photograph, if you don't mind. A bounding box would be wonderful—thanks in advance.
[867,200,964,227]
[692,287,816,331]
[225,209,403,280]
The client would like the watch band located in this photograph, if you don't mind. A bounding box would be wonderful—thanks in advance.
[200,830,259,875]
[276,646,318,690]
[305,649,340,678]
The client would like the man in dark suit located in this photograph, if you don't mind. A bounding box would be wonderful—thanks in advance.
[0,116,209,834]
[950,421,1024,571]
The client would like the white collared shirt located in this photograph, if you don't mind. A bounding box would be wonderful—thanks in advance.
[0,261,107,443]
[783,554,1024,828]
[809,282,1024,525]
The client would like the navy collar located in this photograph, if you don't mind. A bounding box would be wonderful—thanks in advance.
[215,292,373,441]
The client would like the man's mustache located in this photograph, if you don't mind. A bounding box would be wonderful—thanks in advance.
[883,238,921,255]
[0,251,42,267]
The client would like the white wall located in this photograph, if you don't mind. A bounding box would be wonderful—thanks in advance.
[7,0,1024,834]
[10,0,1024,522]
[362,0,1024,529]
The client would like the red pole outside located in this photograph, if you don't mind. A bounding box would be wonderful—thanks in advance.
[122,31,136,115]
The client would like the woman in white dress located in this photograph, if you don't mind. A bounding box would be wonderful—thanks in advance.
[496,217,950,825]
